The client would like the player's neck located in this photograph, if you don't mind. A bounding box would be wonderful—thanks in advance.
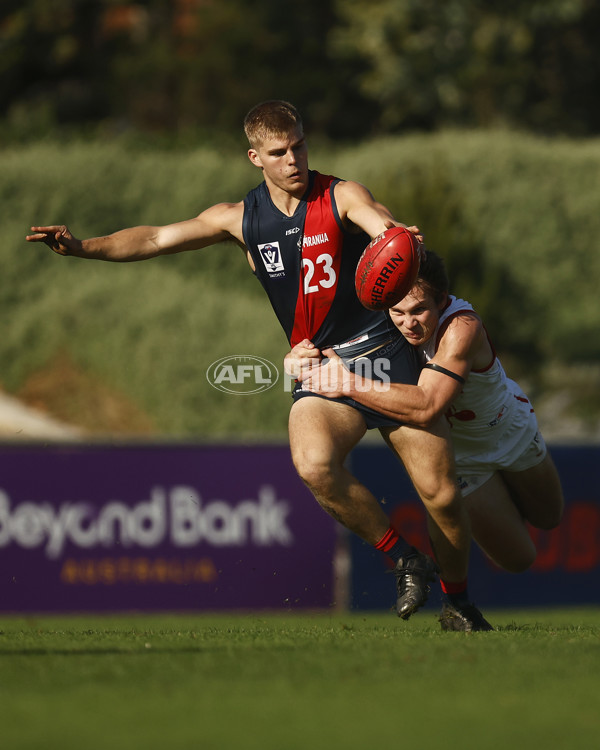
[267,184,303,217]
[264,170,309,217]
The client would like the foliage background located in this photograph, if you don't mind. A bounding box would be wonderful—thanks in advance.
[1,0,599,438]
[3,132,600,437]
[3,0,600,140]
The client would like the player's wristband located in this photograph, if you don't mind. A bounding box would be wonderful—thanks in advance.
[423,362,465,385]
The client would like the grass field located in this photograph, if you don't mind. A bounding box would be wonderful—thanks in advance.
[1,608,598,749]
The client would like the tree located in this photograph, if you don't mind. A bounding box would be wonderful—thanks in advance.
[331,0,600,135]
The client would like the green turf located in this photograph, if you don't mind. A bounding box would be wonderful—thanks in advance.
[1,608,599,750]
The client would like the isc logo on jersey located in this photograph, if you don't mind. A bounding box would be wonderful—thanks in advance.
[258,241,285,276]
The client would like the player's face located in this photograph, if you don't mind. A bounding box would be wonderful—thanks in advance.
[247,125,309,196]
[389,286,446,346]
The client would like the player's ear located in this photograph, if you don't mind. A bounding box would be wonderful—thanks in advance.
[437,291,449,311]
[248,149,263,168]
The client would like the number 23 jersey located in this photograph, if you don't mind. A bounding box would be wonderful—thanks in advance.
[242,170,396,352]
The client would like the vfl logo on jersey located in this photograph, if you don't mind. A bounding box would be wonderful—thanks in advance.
[258,241,285,274]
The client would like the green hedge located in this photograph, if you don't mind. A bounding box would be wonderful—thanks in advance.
[3,131,599,436]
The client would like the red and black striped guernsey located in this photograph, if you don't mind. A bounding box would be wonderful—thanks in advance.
[243,170,397,355]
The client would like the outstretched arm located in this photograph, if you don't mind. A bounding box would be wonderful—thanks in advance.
[26,202,245,262]
[333,180,420,240]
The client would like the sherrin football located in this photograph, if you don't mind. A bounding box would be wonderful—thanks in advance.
[355,226,420,310]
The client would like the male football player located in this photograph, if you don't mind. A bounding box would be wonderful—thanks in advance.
[27,101,489,629]
[293,248,563,630]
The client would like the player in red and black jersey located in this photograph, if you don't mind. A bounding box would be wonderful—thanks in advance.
[244,168,422,429]
[244,170,391,352]
[27,100,489,629]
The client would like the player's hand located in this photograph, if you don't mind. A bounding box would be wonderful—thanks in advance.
[383,218,424,246]
[383,219,425,261]
[26,225,81,256]
[297,348,350,398]
[283,339,322,378]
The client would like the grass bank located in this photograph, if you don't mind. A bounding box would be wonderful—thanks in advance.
[3,131,599,437]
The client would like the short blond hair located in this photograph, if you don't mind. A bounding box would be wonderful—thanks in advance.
[243,100,303,148]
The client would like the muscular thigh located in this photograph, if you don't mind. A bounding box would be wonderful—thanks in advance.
[465,473,536,572]
[288,394,367,469]
[381,417,456,503]
[501,452,564,529]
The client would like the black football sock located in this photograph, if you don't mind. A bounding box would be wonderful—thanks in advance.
[440,578,470,606]
[374,525,416,564]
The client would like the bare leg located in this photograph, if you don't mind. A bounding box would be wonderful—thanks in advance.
[464,474,537,573]
[381,417,471,583]
[288,397,391,544]
[501,453,564,529]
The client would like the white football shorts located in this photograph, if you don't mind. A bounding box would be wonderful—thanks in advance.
[455,408,547,496]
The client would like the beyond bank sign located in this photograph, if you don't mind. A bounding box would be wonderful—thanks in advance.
[0,444,337,613]
[0,485,293,559]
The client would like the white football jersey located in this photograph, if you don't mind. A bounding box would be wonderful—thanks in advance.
[422,296,544,485]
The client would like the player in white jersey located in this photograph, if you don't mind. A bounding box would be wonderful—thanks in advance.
[419,293,550,497]
[291,249,564,630]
